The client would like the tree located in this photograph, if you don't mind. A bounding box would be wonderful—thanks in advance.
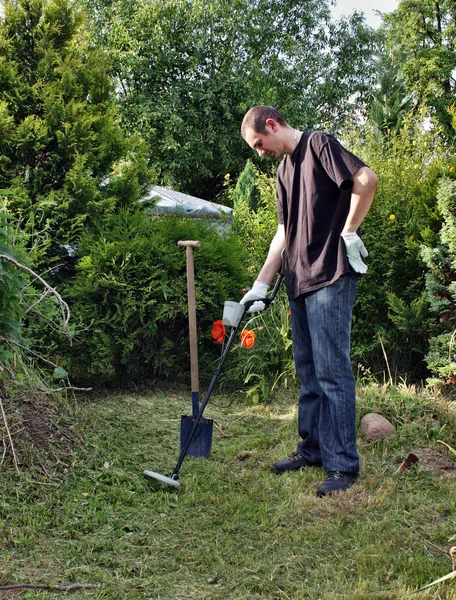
[368,54,413,139]
[79,0,377,198]
[233,160,260,212]
[0,0,152,272]
[384,0,456,136]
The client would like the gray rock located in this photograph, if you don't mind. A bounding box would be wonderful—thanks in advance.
[360,413,396,441]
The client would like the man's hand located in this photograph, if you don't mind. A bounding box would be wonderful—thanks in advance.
[240,280,270,312]
[341,232,368,274]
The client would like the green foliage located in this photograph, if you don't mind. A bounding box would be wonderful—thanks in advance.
[79,0,377,198]
[0,207,28,360]
[425,332,456,383]
[385,291,435,375]
[384,0,456,136]
[0,0,153,271]
[233,160,260,212]
[230,162,278,279]
[436,176,456,259]
[368,51,412,139]
[421,177,456,383]
[344,117,450,381]
[231,290,295,403]
[53,210,248,385]
[421,244,455,320]
[387,291,432,340]
[0,201,74,398]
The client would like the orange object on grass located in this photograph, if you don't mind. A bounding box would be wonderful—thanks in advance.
[211,319,226,343]
[241,329,256,349]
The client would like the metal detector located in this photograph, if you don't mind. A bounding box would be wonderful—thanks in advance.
[144,258,286,488]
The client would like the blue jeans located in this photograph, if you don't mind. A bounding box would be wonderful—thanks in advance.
[289,274,359,474]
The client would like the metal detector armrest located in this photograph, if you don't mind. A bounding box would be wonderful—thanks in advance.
[222,266,285,328]
[222,301,246,327]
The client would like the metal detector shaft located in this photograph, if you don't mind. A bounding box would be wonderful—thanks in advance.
[170,268,285,481]
[171,322,242,479]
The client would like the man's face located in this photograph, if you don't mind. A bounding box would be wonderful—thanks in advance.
[244,122,285,159]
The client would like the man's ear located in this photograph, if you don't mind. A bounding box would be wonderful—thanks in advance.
[265,118,278,132]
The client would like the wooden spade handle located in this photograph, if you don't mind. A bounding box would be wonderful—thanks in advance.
[178,241,200,395]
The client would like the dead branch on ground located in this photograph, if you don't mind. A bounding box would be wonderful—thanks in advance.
[0,583,101,592]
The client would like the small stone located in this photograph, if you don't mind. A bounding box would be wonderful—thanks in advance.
[360,413,396,441]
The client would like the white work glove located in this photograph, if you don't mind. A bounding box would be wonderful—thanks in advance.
[341,232,368,274]
[240,280,270,313]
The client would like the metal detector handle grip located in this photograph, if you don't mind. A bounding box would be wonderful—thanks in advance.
[242,250,286,312]
[241,273,284,312]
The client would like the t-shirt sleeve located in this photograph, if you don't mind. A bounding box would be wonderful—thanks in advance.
[312,132,366,191]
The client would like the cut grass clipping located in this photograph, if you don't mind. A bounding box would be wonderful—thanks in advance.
[1,383,455,599]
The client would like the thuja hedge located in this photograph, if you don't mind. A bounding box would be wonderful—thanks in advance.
[48,209,248,386]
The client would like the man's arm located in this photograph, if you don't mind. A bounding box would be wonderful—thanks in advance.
[240,224,285,310]
[257,224,286,285]
[340,166,378,274]
[342,166,378,233]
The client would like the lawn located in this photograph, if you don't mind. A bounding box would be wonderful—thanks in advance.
[0,384,455,599]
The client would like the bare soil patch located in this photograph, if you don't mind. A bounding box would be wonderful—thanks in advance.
[420,444,456,476]
[1,391,82,472]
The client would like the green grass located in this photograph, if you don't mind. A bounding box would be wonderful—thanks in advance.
[1,384,456,599]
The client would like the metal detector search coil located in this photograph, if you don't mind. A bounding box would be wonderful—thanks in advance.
[143,470,180,488]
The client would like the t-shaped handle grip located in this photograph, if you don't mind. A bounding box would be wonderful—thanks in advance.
[177,240,200,248]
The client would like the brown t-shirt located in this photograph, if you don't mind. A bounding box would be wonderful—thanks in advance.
[276,131,366,299]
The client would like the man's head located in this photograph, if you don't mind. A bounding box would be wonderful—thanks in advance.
[241,106,288,138]
[241,106,294,159]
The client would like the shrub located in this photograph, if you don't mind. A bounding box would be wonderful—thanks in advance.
[344,117,450,381]
[52,210,249,385]
[0,201,73,399]
[421,177,456,385]
[0,207,28,361]
[425,332,456,385]
[230,161,278,278]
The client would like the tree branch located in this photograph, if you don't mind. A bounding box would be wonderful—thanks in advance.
[0,396,20,474]
[0,337,59,368]
[0,253,71,333]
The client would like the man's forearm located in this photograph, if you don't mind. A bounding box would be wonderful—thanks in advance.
[257,225,286,285]
[342,166,378,233]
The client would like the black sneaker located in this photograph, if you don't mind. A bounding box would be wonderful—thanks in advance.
[271,452,322,475]
[317,471,359,497]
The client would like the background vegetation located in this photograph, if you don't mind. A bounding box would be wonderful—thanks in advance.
[1,0,455,399]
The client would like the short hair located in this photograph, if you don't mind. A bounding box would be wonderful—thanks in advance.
[241,106,288,139]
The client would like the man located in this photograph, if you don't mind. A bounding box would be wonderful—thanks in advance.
[240,106,378,497]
